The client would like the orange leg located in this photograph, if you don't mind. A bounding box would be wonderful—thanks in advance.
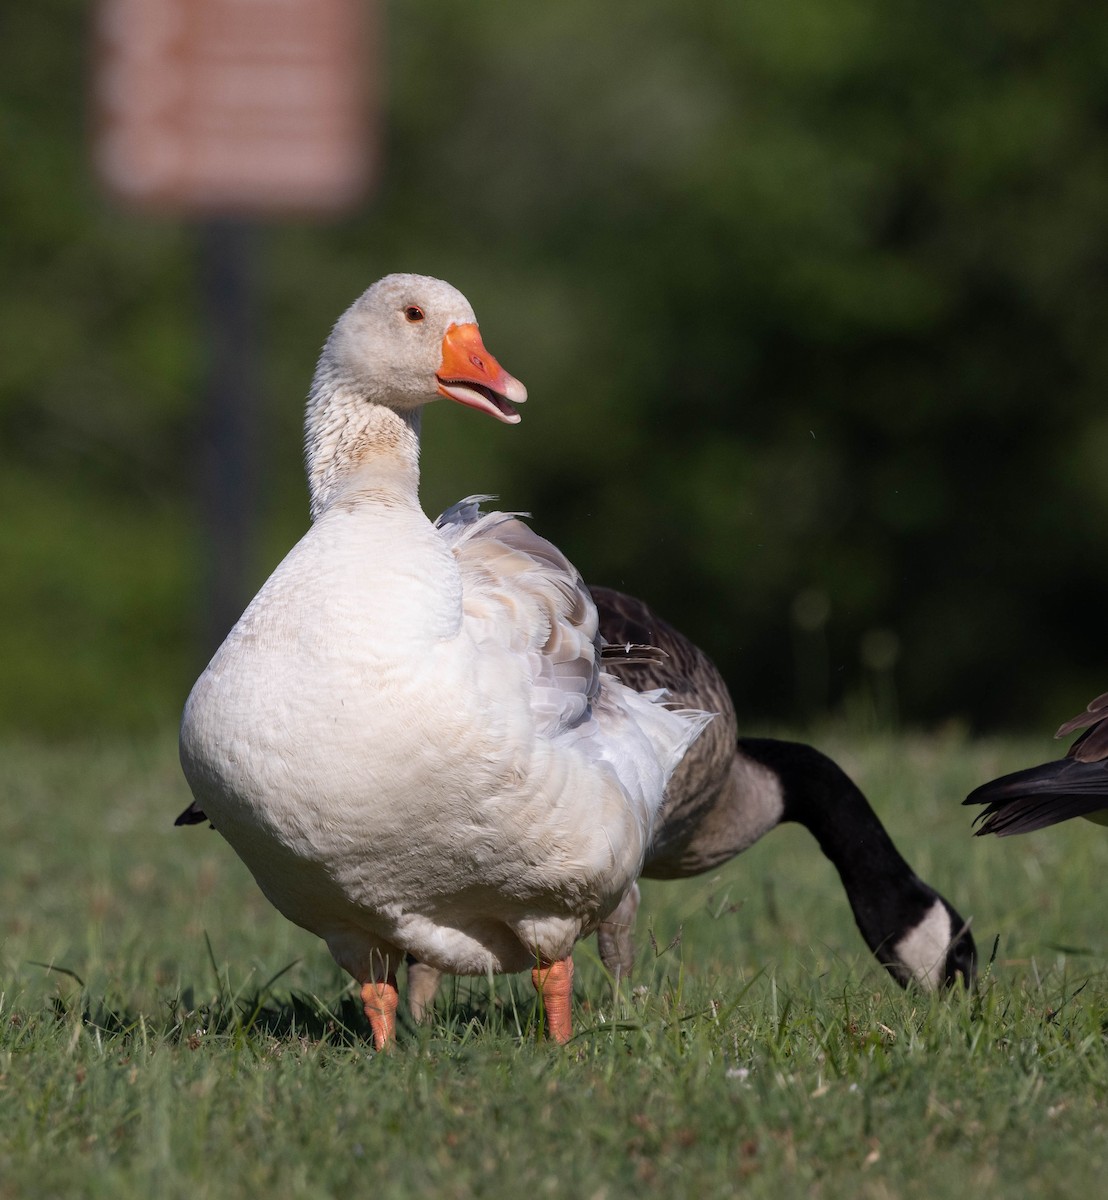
[361,974,399,1051]
[531,956,574,1044]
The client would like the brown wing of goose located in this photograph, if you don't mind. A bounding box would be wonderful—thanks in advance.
[1056,690,1108,763]
[590,586,740,872]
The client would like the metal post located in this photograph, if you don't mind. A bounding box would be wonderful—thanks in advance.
[197,219,260,656]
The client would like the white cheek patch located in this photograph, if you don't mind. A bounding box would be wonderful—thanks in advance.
[894,898,953,990]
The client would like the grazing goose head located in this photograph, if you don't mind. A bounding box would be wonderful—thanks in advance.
[728,738,977,991]
[305,273,527,518]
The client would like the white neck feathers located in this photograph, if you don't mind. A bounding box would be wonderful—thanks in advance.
[305,383,422,521]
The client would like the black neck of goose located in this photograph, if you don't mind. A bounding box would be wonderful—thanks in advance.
[736,738,931,955]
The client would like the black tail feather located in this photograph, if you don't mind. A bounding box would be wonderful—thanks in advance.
[965,758,1108,836]
[175,801,211,827]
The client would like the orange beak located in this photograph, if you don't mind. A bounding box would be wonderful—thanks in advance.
[435,323,527,424]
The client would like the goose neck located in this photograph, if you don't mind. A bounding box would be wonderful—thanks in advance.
[306,389,423,520]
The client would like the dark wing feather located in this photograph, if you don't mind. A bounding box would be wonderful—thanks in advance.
[591,587,737,862]
[1056,691,1108,763]
[592,587,731,715]
[965,758,1108,835]
[965,690,1108,835]
[175,800,212,827]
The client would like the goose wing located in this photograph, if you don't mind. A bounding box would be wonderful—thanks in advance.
[965,690,1108,835]
[1056,690,1108,763]
[436,496,601,736]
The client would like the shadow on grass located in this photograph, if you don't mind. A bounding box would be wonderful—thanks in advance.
[45,988,367,1046]
[41,975,532,1051]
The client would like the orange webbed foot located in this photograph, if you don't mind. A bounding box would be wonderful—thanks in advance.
[361,975,399,1050]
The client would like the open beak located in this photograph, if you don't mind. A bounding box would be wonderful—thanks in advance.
[435,323,527,424]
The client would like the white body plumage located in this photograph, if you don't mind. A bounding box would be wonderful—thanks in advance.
[179,275,709,989]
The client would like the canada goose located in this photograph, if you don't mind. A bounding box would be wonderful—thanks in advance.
[964,692,1108,835]
[405,588,977,1022]
[176,275,710,1048]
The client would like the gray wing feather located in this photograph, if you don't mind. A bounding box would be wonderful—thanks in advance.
[436,497,601,732]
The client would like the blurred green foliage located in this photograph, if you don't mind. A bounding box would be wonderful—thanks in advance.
[2,0,1107,736]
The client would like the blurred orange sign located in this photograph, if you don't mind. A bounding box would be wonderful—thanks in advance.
[92,0,376,215]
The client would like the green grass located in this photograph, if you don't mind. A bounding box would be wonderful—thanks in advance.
[2,730,1106,1198]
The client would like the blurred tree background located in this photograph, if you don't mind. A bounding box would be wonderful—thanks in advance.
[2,0,1107,738]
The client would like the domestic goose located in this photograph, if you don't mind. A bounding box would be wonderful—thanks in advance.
[964,692,1108,835]
[406,589,977,1021]
[177,274,710,1048]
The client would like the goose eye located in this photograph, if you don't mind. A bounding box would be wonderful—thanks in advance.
[404,305,425,323]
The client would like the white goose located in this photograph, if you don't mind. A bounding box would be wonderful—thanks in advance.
[178,274,710,1047]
